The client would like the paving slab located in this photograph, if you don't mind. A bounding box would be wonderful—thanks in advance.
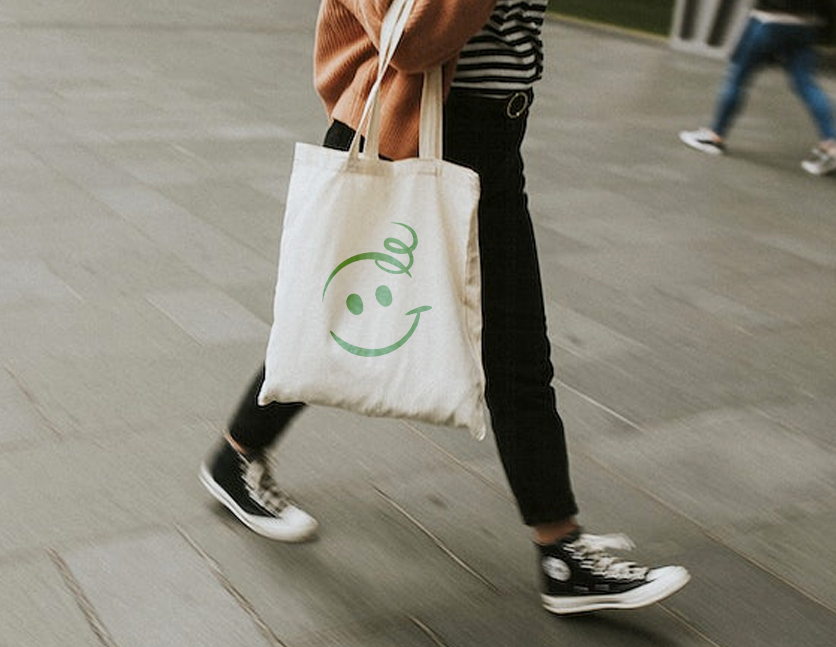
[717,509,836,612]
[578,408,836,528]
[182,485,495,645]
[0,421,211,554]
[0,554,96,647]
[289,618,442,647]
[670,541,836,647]
[2,346,251,437]
[60,529,275,647]
[413,594,714,647]
[757,394,836,450]
[0,368,57,446]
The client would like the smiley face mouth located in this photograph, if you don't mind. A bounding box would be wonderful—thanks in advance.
[330,306,431,357]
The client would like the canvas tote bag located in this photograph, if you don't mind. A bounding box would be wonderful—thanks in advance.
[259,0,487,439]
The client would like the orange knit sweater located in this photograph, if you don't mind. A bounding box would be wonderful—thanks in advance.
[314,0,497,160]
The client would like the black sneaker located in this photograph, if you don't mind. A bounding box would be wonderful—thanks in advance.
[679,128,726,156]
[539,530,690,615]
[199,441,318,542]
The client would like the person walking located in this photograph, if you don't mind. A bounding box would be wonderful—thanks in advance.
[679,0,836,176]
[201,0,690,615]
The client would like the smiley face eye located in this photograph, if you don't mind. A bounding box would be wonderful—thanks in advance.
[376,285,392,307]
[347,287,392,315]
[346,293,363,315]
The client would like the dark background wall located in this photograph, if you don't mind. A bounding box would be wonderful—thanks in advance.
[550,0,835,47]
[550,0,676,36]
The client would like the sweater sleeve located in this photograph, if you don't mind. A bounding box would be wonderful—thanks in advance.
[342,0,498,72]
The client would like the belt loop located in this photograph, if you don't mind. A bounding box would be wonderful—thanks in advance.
[506,91,530,119]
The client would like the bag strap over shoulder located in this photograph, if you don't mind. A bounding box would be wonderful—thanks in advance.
[349,0,444,161]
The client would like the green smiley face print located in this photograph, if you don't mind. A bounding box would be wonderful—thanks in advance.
[322,223,431,357]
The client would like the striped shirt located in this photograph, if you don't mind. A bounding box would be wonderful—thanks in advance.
[452,0,548,95]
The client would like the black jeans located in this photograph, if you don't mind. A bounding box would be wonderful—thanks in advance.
[228,89,578,525]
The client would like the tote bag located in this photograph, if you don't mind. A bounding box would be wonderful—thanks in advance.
[259,0,487,439]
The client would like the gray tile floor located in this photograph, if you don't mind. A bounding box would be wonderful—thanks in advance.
[1,2,835,645]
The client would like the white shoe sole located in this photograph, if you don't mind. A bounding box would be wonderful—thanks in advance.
[199,464,318,542]
[801,160,835,176]
[679,131,724,156]
[542,566,691,615]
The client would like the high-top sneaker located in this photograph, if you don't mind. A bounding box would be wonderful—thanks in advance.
[539,529,690,615]
[200,441,317,542]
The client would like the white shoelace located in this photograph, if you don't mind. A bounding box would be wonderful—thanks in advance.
[242,455,293,515]
[565,533,649,581]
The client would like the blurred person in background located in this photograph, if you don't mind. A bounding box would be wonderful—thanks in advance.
[200,0,690,616]
[680,0,836,176]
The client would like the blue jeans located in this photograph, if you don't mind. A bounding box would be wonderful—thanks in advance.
[711,17,836,140]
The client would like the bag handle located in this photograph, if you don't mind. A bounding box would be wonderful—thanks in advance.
[349,0,443,161]
[418,67,443,159]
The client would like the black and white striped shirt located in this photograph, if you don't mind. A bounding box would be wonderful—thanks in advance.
[452,0,548,95]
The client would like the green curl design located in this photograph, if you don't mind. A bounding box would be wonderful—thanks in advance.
[376,223,417,274]
[322,223,417,300]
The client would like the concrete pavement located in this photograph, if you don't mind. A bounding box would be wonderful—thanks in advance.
[2,2,836,646]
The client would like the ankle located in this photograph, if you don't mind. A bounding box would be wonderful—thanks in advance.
[224,432,251,456]
[534,518,580,546]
